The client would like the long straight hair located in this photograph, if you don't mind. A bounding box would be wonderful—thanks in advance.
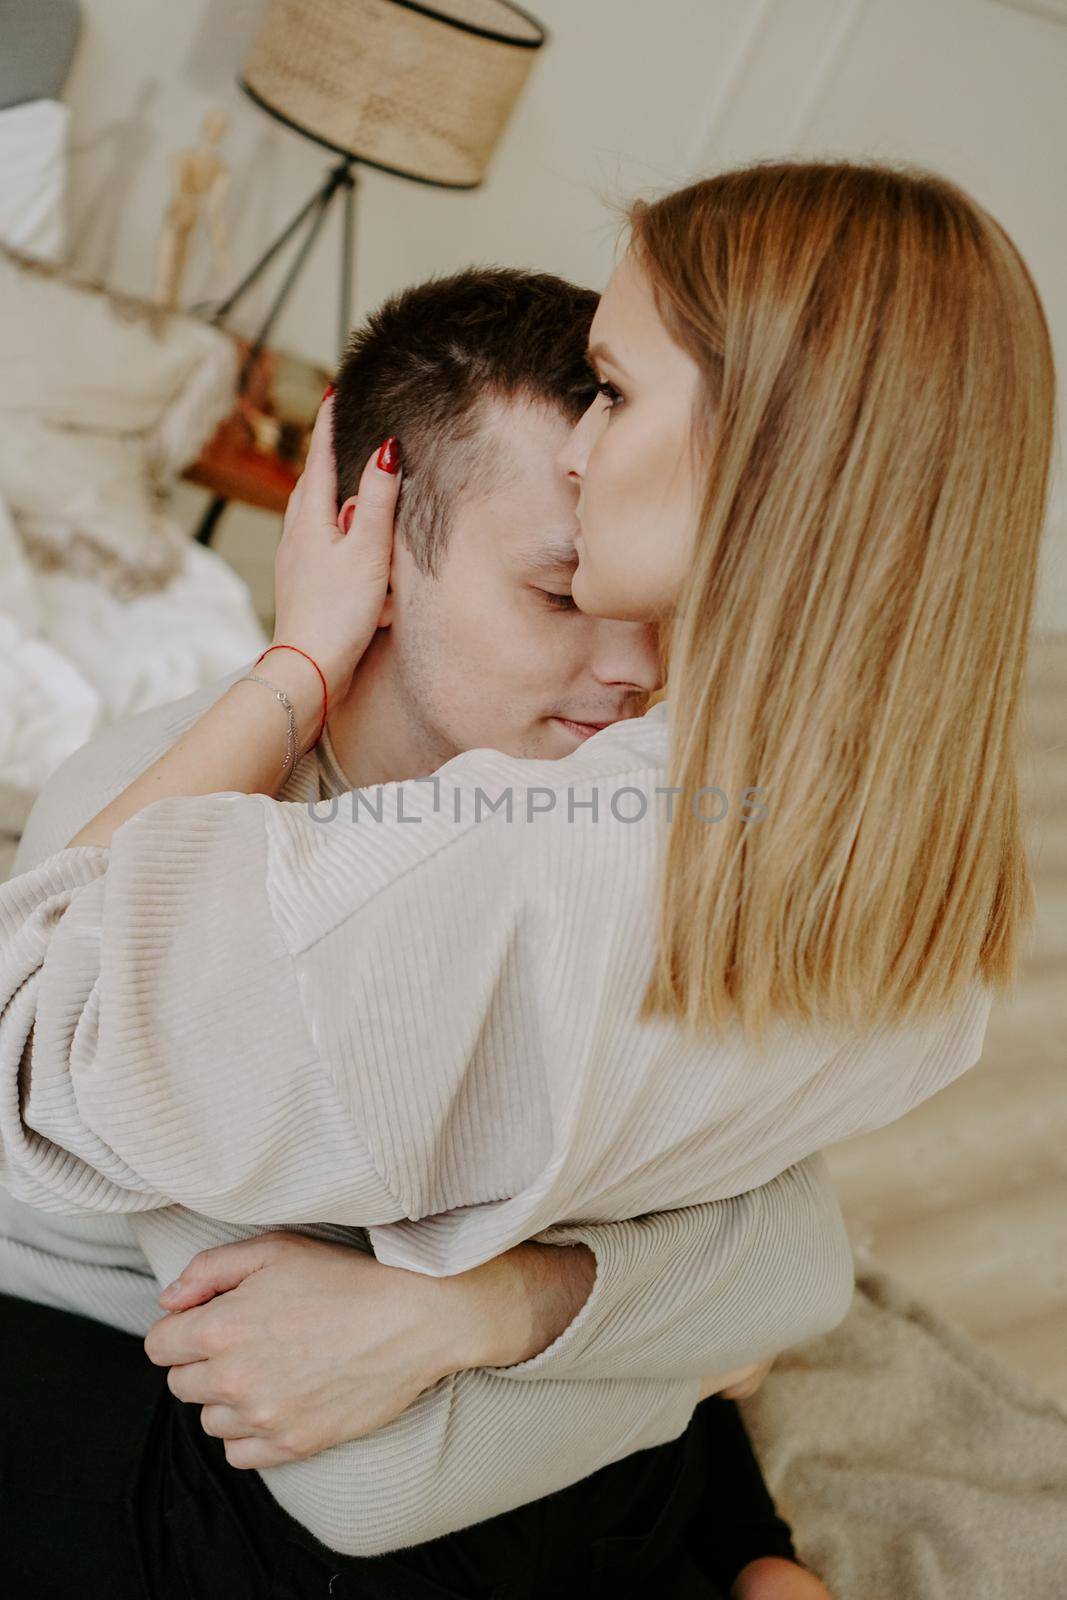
[630,160,1057,1047]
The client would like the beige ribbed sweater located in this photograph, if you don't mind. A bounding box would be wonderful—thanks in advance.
[0,657,991,1554]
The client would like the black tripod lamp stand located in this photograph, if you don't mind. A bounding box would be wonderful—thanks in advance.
[194,0,546,547]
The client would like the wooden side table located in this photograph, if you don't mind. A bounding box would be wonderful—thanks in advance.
[182,336,332,545]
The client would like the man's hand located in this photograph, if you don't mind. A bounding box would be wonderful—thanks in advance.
[697,1356,776,1402]
[143,1232,597,1469]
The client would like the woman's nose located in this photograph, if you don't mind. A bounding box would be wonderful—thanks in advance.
[594,623,665,695]
[558,395,604,482]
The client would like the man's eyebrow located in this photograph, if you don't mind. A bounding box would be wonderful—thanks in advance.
[513,538,580,575]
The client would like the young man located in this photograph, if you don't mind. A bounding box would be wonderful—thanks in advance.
[0,270,847,1596]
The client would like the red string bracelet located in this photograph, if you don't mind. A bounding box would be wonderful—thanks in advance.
[255,645,329,747]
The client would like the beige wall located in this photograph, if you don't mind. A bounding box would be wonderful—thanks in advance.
[69,0,1066,625]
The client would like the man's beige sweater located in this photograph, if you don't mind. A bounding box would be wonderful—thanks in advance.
[0,657,990,1553]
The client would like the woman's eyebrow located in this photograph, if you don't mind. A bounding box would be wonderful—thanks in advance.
[586,340,628,375]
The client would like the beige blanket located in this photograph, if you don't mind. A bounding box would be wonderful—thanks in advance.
[741,1248,1067,1599]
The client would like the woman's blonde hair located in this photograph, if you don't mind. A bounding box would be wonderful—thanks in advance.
[631,160,1057,1048]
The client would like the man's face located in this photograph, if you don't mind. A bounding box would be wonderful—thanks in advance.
[384,397,664,765]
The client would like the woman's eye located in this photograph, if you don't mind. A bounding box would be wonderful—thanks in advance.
[540,590,578,611]
[597,379,624,409]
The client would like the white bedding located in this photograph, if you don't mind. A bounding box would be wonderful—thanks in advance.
[0,487,266,802]
[0,118,269,822]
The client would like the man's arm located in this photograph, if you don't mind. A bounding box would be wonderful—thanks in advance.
[138,1152,854,1556]
[261,1159,856,1555]
[506,1150,854,1380]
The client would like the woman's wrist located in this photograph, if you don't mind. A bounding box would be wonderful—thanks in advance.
[64,648,325,849]
[251,645,332,758]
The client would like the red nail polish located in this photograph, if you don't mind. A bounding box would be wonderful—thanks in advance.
[376,436,401,474]
[323,384,335,400]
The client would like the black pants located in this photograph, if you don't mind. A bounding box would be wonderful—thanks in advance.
[0,1292,798,1599]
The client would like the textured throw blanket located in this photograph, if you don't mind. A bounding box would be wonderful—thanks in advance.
[741,1248,1067,1599]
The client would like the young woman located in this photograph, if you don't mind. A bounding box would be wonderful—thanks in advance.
[0,157,1054,1596]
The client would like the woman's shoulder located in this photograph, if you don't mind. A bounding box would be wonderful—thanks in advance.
[412,699,672,873]
[261,702,672,957]
[430,698,672,847]
[433,697,670,790]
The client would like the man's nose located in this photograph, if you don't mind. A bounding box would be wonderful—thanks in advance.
[557,395,605,482]
[592,622,665,696]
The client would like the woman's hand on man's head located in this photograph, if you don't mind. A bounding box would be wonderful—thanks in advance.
[272,393,402,712]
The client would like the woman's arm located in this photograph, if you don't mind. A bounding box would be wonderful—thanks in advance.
[0,394,525,1225]
[0,799,402,1220]
[65,650,326,847]
[0,403,409,1216]
[67,398,397,851]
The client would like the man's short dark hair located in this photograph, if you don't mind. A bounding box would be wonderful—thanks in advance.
[332,267,599,577]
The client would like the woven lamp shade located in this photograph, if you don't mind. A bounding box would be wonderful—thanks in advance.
[242,0,546,189]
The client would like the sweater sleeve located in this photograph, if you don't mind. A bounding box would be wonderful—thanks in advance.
[260,1366,703,1557]
[0,796,398,1223]
[253,1153,856,1556]
[506,1150,855,1380]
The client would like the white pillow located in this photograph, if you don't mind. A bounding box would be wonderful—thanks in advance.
[0,244,238,596]
[0,243,236,438]
[0,99,69,262]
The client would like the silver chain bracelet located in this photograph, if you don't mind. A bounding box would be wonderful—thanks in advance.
[241,672,300,785]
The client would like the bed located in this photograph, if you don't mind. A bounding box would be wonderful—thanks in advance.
[0,0,267,873]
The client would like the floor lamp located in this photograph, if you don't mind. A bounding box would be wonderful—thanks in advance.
[195,0,547,546]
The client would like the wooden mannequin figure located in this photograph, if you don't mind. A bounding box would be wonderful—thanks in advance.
[155,109,232,311]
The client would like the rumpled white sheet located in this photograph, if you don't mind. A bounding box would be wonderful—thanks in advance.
[0,223,267,812]
[0,488,266,800]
